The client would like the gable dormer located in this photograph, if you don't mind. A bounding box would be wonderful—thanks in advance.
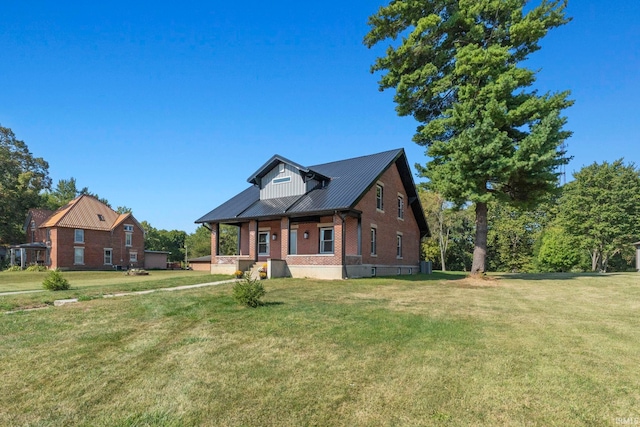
[247,154,330,200]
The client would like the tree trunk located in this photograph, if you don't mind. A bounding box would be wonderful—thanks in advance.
[590,250,599,272]
[439,227,449,272]
[471,202,488,274]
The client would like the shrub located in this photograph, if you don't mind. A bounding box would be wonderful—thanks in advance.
[26,264,48,272]
[42,269,70,291]
[4,265,22,272]
[232,273,266,308]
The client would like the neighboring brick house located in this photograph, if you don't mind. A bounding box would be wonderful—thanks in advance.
[11,195,145,270]
[195,148,430,279]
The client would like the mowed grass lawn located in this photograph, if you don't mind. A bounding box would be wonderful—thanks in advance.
[0,269,215,293]
[2,272,640,426]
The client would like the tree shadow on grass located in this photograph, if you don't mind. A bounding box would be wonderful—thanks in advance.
[494,272,606,281]
[380,271,469,282]
[261,301,285,307]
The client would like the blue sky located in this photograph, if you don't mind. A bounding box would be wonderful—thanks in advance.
[2,1,638,233]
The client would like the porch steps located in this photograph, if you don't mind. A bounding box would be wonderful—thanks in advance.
[243,263,262,280]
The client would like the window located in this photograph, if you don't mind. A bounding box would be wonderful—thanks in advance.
[320,227,334,254]
[124,224,134,232]
[376,184,384,211]
[370,228,377,255]
[74,229,84,243]
[289,230,298,255]
[104,249,112,265]
[371,267,377,277]
[397,195,404,219]
[74,247,84,265]
[273,176,291,184]
[130,251,138,262]
[258,231,270,256]
[97,214,105,221]
[125,233,132,247]
[396,234,403,258]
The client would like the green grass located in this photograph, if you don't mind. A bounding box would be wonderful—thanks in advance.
[1,272,640,426]
[0,270,228,311]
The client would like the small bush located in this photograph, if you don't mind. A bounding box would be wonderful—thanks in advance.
[42,269,70,291]
[4,265,22,272]
[26,264,48,272]
[232,273,266,308]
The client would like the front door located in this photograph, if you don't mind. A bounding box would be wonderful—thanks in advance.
[289,230,297,255]
[258,231,270,257]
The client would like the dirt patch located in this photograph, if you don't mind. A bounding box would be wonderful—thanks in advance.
[447,275,500,289]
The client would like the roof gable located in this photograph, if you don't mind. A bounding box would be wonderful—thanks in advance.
[247,154,330,187]
[24,208,54,232]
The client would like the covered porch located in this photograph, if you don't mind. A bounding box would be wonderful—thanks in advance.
[208,211,364,280]
[8,242,49,269]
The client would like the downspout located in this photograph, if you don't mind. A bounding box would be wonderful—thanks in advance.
[336,211,347,279]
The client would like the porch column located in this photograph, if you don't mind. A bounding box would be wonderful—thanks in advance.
[333,213,346,278]
[280,217,289,259]
[20,248,26,269]
[249,220,258,261]
[210,223,220,259]
[357,216,362,256]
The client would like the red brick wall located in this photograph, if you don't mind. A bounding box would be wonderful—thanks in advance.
[49,221,145,270]
[286,215,342,265]
[356,163,421,266]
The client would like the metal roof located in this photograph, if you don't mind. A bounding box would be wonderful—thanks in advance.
[39,194,142,232]
[195,148,429,237]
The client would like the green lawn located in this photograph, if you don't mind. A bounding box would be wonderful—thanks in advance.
[0,269,215,293]
[1,272,639,426]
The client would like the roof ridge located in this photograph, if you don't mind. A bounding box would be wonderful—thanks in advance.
[309,148,403,169]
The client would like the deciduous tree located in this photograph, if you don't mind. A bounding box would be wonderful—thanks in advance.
[558,160,640,272]
[365,0,573,273]
[43,177,110,210]
[142,221,187,262]
[0,125,50,244]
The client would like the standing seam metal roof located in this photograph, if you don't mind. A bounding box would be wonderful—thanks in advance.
[195,148,429,236]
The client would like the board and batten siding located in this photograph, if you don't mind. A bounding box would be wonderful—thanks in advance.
[260,163,306,200]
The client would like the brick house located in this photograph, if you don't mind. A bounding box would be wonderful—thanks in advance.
[195,148,429,279]
[10,195,145,270]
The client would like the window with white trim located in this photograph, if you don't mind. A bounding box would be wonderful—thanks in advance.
[124,224,134,232]
[370,227,377,255]
[104,249,113,265]
[320,227,334,254]
[74,229,84,243]
[125,232,132,247]
[396,234,403,258]
[130,251,138,262]
[74,247,84,265]
[258,231,270,256]
[376,184,384,211]
[397,195,404,219]
[273,176,291,184]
